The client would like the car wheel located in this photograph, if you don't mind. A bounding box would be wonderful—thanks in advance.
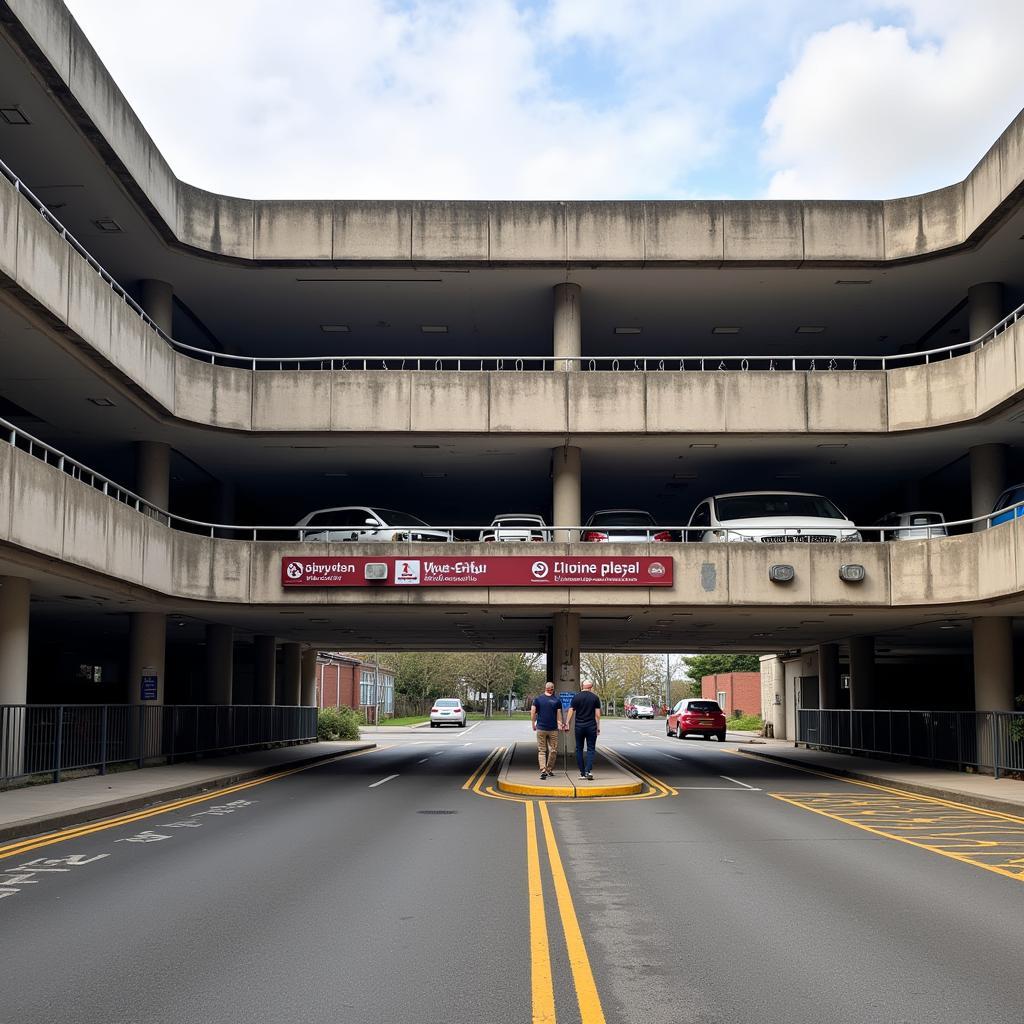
[717,730,727,742]
[430,722,436,728]
[459,719,466,727]
[704,733,713,741]
[676,725,683,739]
[666,723,671,736]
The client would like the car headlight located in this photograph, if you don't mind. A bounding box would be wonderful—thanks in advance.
[839,530,862,542]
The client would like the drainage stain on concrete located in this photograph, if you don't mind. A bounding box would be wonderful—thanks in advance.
[700,563,717,591]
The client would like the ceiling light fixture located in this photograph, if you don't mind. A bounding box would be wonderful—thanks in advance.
[87,397,115,407]
[421,472,446,478]
[835,279,871,285]
[320,324,349,333]
[614,327,642,335]
[420,325,448,334]
[0,106,30,125]
[91,217,122,233]
[796,326,825,334]
[816,443,847,449]
[689,443,717,449]
[712,326,741,334]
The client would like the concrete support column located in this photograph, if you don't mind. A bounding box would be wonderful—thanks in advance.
[129,612,166,705]
[139,278,174,336]
[818,643,841,710]
[0,577,30,706]
[767,658,787,740]
[301,650,318,707]
[968,281,1004,341]
[552,446,581,543]
[254,636,277,706]
[0,577,30,778]
[551,612,580,689]
[972,617,1014,711]
[970,444,1007,532]
[205,624,234,705]
[282,643,301,706]
[135,441,171,510]
[553,282,581,371]
[848,636,876,710]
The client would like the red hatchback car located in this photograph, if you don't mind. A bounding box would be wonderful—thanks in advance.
[667,698,728,742]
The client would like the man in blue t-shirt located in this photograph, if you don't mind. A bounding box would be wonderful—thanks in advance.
[566,680,602,780]
[530,681,564,779]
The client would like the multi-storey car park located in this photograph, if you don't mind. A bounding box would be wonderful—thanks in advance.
[0,0,1023,780]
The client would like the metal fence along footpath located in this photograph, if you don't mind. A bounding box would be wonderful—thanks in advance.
[0,704,317,786]
[797,709,1024,778]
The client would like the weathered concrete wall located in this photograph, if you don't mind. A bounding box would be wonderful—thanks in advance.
[7,0,1024,265]
[5,443,1024,612]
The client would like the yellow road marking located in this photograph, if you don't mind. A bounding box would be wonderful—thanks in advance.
[735,749,1024,825]
[602,747,677,797]
[525,802,556,1024]
[770,791,1024,883]
[0,745,388,860]
[463,747,504,791]
[539,800,607,1024]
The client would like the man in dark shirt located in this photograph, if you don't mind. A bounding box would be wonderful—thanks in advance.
[530,681,564,779]
[565,680,601,780]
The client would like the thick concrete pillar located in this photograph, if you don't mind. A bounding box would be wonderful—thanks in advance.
[128,612,166,705]
[553,282,581,371]
[848,636,876,709]
[0,576,30,706]
[968,281,1004,341]
[301,650,318,707]
[254,636,277,706]
[205,624,234,705]
[818,643,841,710]
[282,643,301,706]
[552,445,581,543]
[765,657,786,740]
[551,612,580,689]
[135,441,170,510]
[139,278,173,335]
[970,444,1007,532]
[972,617,1014,711]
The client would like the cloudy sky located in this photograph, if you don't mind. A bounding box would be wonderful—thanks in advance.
[64,0,1024,201]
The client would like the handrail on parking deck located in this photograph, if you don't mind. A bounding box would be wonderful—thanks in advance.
[2,154,1023,373]
[3,414,1024,541]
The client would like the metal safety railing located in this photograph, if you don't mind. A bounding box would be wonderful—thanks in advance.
[5,413,1024,543]
[0,704,318,786]
[797,709,1024,778]
[2,154,1023,373]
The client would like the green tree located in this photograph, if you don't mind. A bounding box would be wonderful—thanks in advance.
[683,654,760,688]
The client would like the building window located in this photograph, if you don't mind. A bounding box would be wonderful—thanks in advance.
[717,690,728,710]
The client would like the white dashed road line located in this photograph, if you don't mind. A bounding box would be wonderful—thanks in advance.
[368,774,400,788]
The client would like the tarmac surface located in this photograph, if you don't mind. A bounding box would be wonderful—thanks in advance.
[2,719,1023,1024]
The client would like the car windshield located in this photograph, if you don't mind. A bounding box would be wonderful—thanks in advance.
[589,512,656,527]
[908,514,943,525]
[436,699,461,707]
[494,518,543,527]
[371,509,431,527]
[714,494,845,521]
[686,701,722,713]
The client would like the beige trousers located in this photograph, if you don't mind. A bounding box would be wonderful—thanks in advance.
[536,729,559,772]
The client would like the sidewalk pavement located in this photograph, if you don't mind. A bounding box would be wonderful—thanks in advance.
[0,741,375,843]
[736,737,1024,816]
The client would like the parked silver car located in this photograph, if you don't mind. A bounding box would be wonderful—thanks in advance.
[479,514,550,542]
[872,511,948,541]
[296,506,451,542]
[687,492,861,543]
[582,509,674,542]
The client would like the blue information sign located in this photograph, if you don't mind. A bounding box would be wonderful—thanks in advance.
[140,673,158,701]
[558,691,574,711]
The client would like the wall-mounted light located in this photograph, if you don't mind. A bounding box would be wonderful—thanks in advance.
[768,564,795,583]
[839,564,866,582]
[364,563,388,581]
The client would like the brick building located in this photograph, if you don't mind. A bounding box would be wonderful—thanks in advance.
[702,673,761,717]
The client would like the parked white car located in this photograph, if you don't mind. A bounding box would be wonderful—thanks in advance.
[430,698,467,727]
[479,514,550,542]
[296,506,451,543]
[872,511,948,541]
[582,509,674,542]
[686,492,861,543]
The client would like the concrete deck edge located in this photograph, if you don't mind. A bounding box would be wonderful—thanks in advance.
[0,743,376,843]
[738,747,1024,819]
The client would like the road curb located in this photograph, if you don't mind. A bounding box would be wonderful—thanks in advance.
[738,747,1024,818]
[0,744,376,844]
[497,743,644,798]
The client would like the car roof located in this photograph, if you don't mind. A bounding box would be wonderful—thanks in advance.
[703,491,823,500]
[491,513,545,521]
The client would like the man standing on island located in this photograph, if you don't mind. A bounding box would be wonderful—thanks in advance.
[531,681,564,780]
[565,679,601,780]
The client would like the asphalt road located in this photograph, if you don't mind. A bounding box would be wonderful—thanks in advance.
[1,719,1022,1024]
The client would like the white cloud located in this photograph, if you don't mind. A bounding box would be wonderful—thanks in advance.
[762,3,1024,198]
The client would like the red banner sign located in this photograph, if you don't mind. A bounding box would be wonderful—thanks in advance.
[281,555,673,588]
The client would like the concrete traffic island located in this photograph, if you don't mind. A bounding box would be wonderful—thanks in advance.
[497,741,644,798]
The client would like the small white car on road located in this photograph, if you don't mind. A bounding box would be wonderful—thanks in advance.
[296,506,451,543]
[430,698,467,727]
[686,491,861,544]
